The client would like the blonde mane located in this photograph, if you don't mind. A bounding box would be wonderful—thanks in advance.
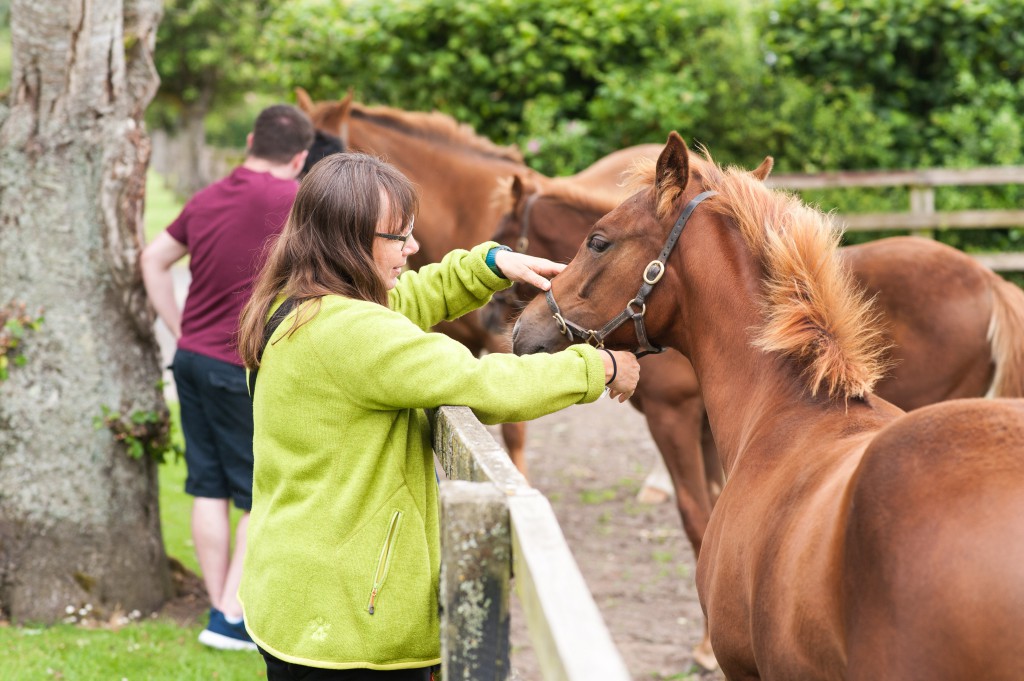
[348,103,524,163]
[627,153,888,400]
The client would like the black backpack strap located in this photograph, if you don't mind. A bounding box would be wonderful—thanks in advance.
[248,297,297,400]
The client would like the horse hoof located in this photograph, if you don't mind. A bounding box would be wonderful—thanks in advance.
[692,641,719,671]
[635,485,672,504]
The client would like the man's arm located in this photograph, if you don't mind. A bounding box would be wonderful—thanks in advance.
[140,231,188,339]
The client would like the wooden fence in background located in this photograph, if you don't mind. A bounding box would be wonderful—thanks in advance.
[767,166,1024,272]
[431,406,631,681]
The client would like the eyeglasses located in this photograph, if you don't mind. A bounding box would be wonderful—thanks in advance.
[375,217,415,248]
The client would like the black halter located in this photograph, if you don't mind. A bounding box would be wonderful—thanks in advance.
[544,190,717,357]
[514,192,542,253]
[483,192,545,334]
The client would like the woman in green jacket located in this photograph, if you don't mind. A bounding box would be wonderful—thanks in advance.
[236,152,640,680]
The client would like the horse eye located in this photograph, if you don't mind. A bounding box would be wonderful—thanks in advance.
[588,235,610,253]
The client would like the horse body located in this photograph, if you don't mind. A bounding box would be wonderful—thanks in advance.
[512,133,1024,679]
[556,143,664,195]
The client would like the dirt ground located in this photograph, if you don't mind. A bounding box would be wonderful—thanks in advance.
[493,397,724,681]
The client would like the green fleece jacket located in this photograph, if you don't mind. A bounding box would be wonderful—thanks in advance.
[239,242,606,669]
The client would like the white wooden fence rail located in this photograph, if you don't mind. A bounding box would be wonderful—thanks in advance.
[432,406,631,681]
[767,166,1024,271]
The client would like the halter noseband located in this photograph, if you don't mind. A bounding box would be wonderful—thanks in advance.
[544,190,717,357]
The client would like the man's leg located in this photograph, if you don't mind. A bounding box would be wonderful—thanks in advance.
[173,350,234,609]
[218,511,249,619]
[192,496,231,609]
[204,357,256,621]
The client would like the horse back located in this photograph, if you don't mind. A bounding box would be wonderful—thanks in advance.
[842,237,995,409]
[844,397,1024,680]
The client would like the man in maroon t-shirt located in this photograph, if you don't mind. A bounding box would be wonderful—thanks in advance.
[141,104,314,650]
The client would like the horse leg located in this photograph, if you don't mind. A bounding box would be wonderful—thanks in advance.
[641,394,717,670]
[637,452,674,504]
[501,420,528,479]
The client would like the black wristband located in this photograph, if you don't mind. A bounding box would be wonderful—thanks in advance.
[602,348,617,386]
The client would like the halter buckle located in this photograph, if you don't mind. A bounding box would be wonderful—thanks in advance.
[585,331,605,348]
[643,260,665,285]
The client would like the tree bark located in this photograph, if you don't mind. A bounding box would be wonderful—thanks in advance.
[0,0,171,623]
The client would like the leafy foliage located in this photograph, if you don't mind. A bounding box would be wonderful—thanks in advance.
[264,0,768,173]
[0,302,43,381]
[261,0,1024,178]
[762,0,1024,169]
[93,404,183,464]
[150,0,284,130]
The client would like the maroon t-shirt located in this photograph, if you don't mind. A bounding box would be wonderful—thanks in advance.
[167,166,298,366]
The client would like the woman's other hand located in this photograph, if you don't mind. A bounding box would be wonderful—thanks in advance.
[601,349,640,402]
[493,251,565,291]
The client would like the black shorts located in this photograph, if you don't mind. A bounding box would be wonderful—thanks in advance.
[260,647,435,681]
[172,349,254,510]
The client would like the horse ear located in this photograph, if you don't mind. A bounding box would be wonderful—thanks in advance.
[656,132,690,196]
[320,95,354,145]
[752,156,774,181]
[511,175,525,205]
[295,87,314,113]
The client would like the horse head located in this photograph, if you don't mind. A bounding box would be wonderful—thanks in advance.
[512,132,712,358]
[296,87,354,146]
[294,87,353,177]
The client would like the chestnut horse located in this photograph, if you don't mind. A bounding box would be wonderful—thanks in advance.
[513,132,1024,680]
[295,88,660,478]
[490,156,1024,670]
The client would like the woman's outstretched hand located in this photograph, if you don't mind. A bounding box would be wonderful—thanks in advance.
[493,250,565,291]
[601,349,640,402]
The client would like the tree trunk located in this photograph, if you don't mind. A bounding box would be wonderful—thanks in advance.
[0,0,171,623]
[177,95,212,197]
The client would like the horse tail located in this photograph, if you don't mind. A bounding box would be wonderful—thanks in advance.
[986,272,1024,398]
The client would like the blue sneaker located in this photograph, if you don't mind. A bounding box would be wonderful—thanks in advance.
[198,607,258,651]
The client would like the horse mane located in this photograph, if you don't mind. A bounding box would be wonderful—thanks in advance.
[348,102,524,163]
[628,153,889,400]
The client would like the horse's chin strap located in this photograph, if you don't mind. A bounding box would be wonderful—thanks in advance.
[545,190,718,358]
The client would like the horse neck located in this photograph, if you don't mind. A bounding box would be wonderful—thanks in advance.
[672,218,825,477]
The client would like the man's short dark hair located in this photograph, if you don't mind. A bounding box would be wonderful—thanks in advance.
[249,105,315,164]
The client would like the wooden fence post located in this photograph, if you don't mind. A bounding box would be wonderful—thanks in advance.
[909,184,935,239]
[440,480,512,681]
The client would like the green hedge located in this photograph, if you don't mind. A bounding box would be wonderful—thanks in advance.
[260,0,1024,252]
[264,0,770,174]
[762,0,1024,168]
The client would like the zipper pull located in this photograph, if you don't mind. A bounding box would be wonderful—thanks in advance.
[368,587,378,615]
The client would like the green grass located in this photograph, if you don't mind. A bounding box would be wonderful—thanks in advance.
[0,620,266,680]
[144,170,185,244]
[0,24,10,93]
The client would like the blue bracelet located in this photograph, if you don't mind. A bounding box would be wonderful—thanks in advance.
[485,245,514,278]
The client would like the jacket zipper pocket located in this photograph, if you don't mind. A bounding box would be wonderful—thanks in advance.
[367,510,403,615]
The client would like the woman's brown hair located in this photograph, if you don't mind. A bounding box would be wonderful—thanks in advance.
[238,153,418,369]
